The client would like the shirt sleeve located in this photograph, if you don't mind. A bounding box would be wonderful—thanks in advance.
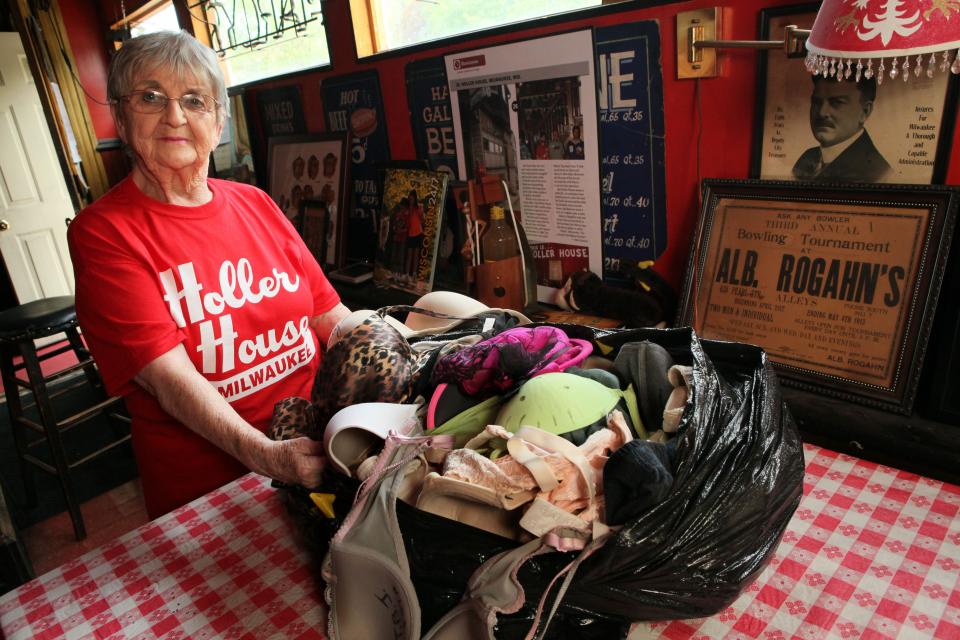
[68,213,185,397]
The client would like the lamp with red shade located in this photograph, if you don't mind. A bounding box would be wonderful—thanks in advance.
[805,0,960,83]
[678,2,959,82]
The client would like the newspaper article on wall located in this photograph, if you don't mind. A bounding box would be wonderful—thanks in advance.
[445,30,603,303]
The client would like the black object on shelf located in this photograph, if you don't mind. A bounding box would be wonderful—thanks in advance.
[328,262,374,285]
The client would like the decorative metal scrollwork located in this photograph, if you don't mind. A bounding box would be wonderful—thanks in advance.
[191,0,324,55]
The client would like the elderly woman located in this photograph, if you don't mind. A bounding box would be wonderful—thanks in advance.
[67,31,350,518]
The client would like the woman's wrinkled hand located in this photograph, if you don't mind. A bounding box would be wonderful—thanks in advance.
[248,436,327,488]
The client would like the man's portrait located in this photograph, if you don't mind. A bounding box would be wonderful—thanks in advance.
[792,75,891,183]
[755,9,953,185]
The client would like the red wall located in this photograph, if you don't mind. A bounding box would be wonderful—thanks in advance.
[60,0,115,138]
[67,0,960,292]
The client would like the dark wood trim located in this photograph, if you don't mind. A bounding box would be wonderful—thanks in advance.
[226,63,334,93]
[785,387,960,485]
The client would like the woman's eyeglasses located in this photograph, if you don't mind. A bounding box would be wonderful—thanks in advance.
[118,90,219,115]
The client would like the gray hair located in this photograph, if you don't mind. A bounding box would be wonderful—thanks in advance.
[108,30,228,122]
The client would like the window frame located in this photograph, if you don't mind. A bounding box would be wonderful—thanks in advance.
[195,0,335,90]
[108,0,179,48]
[110,0,335,90]
[347,0,657,62]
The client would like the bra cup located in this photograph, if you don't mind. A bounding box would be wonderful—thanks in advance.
[313,315,420,428]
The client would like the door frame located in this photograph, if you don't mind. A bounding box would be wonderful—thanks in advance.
[9,0,94,212]
[1,8,80,311]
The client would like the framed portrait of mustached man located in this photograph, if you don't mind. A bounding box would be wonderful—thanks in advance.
[751,3,959,184]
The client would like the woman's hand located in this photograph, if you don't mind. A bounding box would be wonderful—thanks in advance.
[246,436,327,488]
[137,345,330,489]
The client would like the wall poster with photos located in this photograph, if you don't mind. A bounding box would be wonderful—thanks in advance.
[752,3,959,184]
[373,168,450,296]
[445,30,604,303]
[267,133,349,268]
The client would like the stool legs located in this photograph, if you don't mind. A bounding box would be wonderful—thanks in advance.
[19,343,87,540]
[0,344,37,508]
[65,327,103,393]
[64,328,127,440]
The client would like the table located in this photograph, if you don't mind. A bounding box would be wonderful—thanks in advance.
[0,474,326,639]
[632,445,960,640]
[2,444,958,639]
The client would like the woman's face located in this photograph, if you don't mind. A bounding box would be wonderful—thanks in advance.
[115,65,223,175]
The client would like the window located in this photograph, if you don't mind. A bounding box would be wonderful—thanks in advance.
[351,0,602,58]
[112,1,330,88]
[110,0,180,48]
[129,2,180,38]
[196,0,331,87]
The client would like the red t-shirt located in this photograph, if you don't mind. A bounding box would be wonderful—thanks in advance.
[406,204,424,237]
[68,177,340,518]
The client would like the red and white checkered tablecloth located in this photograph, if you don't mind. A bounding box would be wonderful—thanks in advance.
[0,474,327,640]
[631,445,960,640]
[1,444,958,640]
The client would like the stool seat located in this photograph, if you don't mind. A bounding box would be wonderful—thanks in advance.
[0,296,77,341]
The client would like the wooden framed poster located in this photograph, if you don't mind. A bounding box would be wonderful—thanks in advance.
[267,133,349,267]
[678,179,958,414]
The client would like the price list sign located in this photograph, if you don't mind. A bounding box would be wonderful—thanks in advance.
[594,21,667,279]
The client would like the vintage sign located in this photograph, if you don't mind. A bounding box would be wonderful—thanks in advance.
[680,180,958,414]
[406,57,458,176]
[321,71,391,265]
[594,21,668,278]
[255,85,306,138]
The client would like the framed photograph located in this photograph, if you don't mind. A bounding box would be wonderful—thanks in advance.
[298,198,331,270]
[751,3,959,184]
[267,133,349,267]
[431,180,472,294]
[373,167,450,296]
[678,179,958,414]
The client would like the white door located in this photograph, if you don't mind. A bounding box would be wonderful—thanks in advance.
[0,31,75,304]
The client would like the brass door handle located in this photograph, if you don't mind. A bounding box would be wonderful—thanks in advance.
[0,220,9,231]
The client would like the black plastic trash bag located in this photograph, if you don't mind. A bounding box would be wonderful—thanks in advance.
[405,326,805,637]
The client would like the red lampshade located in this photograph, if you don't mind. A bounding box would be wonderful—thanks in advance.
[805,0,960,83]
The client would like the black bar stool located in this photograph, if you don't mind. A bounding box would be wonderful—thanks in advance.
[0,296,131,541]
